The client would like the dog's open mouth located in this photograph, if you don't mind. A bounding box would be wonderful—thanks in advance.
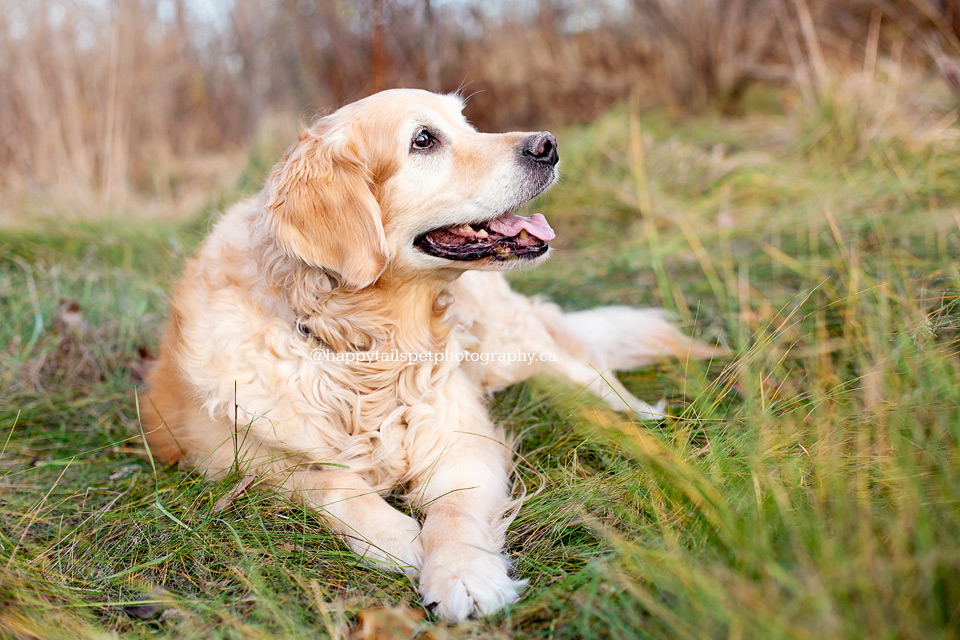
[414,212,555,261]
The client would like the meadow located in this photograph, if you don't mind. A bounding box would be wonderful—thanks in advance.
[1,74,959,639]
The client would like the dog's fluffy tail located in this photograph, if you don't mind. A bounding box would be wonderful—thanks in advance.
[559,306,721,372]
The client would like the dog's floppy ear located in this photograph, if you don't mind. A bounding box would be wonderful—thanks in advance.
[265,125,388,290]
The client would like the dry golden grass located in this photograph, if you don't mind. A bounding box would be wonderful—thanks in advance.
[2,0,958,219]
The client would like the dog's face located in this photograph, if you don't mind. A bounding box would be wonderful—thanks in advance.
[264,89,559,289]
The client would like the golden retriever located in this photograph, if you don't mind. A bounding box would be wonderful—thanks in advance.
[142,89,714,622]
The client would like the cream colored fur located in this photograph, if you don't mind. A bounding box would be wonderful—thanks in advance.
[142,89,716,622]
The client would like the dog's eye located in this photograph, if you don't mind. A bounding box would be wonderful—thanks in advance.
[412,129,435,151]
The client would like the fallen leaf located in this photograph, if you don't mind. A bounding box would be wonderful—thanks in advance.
[212,474,257,513]
[350,606,429,640]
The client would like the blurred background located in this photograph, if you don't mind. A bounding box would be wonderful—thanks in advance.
[2,0,960,222]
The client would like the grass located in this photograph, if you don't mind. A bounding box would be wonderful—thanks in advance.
[2,83,960,639]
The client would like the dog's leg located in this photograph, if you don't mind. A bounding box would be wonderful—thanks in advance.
[549,353,667,418]
[556,306,719,371]
[406,372,523,622]
[544,306,724,418]
[450,272,719,416]
[271,466,424,575]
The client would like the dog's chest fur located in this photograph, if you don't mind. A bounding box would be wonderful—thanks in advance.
[302,352,458,486]
[181,317,458,489]
[171,204,464,491]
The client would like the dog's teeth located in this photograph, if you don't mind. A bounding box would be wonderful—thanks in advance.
[476,229,488,238]
[518,230,529,240]
[461,224,474,234]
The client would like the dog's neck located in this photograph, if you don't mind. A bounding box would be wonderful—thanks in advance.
[254,221,459,354]
[263,260,453,356]
[302,274,455,353]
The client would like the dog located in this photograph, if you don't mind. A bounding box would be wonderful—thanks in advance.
[141,89,716,622]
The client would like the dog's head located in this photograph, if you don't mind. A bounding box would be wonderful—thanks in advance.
[263,89,559,290]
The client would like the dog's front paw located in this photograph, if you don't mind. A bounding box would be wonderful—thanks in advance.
[342,511,423,576]
[419,546,525,622]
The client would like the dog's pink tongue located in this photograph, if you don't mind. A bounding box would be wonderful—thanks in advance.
[487,213,556,241]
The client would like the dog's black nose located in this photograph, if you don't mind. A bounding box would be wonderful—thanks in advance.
[522,132,558,166]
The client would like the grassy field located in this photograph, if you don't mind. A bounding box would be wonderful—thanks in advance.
[2,86,959,639]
